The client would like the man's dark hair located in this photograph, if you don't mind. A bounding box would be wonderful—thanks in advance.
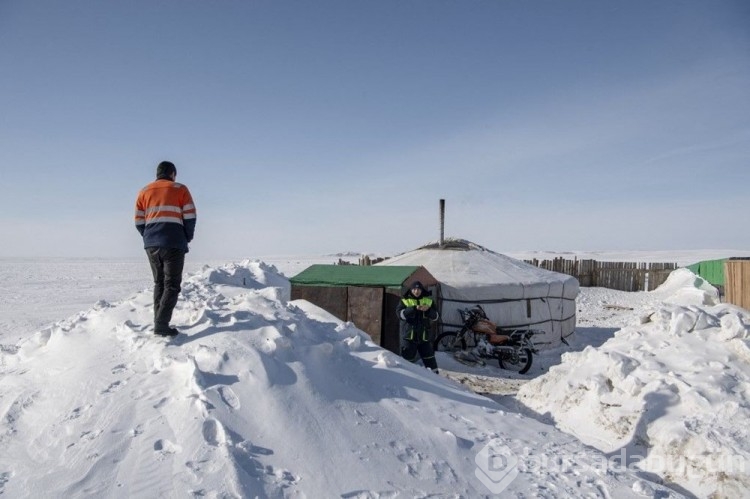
[156,161,177,179]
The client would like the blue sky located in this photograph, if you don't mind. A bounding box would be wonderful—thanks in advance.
[1,0,748,259]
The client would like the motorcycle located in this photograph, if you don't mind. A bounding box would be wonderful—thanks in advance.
[433,304,540,374]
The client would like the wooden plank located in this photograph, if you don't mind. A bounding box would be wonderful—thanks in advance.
[348,287,383,346]
[726,260,750,310]
[291,285,348,321]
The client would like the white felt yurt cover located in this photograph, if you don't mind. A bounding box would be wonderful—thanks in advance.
[378,240,579,348]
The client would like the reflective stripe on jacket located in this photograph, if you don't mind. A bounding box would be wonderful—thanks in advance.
[135,179,196,252]
[400,297,433,309]
[398,296,438,342]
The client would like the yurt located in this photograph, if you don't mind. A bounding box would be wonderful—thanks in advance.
[378,239,579,348]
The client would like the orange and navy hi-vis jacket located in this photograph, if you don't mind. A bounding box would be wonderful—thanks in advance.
[134,179,196,252]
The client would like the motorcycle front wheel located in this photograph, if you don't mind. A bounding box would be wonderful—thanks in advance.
[433,332,465,352]
[498,348,533,374]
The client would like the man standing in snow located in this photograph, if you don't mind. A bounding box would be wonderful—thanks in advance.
[134,161,197,337]
[396,281,439,374]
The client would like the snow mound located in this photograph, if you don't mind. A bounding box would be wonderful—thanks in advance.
[652,267,720,306]
[0,261,678,497]
[190,259,290,295]
[518,290,750,496]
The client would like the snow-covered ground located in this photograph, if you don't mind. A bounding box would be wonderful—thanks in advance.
[0,255,353,343]
[514,270,750,498]
[0,251,747,497]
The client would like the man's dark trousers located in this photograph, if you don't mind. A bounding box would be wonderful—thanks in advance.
[400,335,438,370]
[146,247,185,331]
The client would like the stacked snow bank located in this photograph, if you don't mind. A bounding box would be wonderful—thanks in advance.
[518,269,750,497]
[0,261,678,497]
[195,259,291,296]
[651,267,720,307]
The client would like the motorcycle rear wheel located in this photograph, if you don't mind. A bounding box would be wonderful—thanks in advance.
[433,332,465,352]
[498,348,533,374]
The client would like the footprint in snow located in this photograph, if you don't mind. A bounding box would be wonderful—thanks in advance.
[80,429,103,441]
[201,418,227,446]
[353,409,381,426]
[0,344,19,355]
[0,471,11,490]
[390,441,423,465]
[153,439,181,455]
[122,320,147,332]
[63,405,92,421]
[265,466,300,489]
[152,397,170,409]
[110,363,129,375]
[441,429,475,450]
[218,386,240,410]
[100,380,124,394]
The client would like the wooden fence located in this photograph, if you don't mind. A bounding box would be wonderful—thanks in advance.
[725,259,750,310]
[524,258,678,292]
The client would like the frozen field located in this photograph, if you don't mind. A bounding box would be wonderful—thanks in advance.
[1,251,748,496]
[0,256,351,342]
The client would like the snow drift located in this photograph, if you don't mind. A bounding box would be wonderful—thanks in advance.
[517,269,750,497]
[0,260,676,497]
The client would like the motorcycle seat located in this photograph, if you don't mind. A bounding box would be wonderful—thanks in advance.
[488,334,511,345]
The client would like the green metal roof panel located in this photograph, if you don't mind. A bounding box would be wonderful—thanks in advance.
[290,265,422,287]
[685,258,727,286]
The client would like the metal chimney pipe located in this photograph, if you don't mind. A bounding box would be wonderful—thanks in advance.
[439,199,445,247]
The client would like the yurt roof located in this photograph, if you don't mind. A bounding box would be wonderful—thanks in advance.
[379,238,575,288]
